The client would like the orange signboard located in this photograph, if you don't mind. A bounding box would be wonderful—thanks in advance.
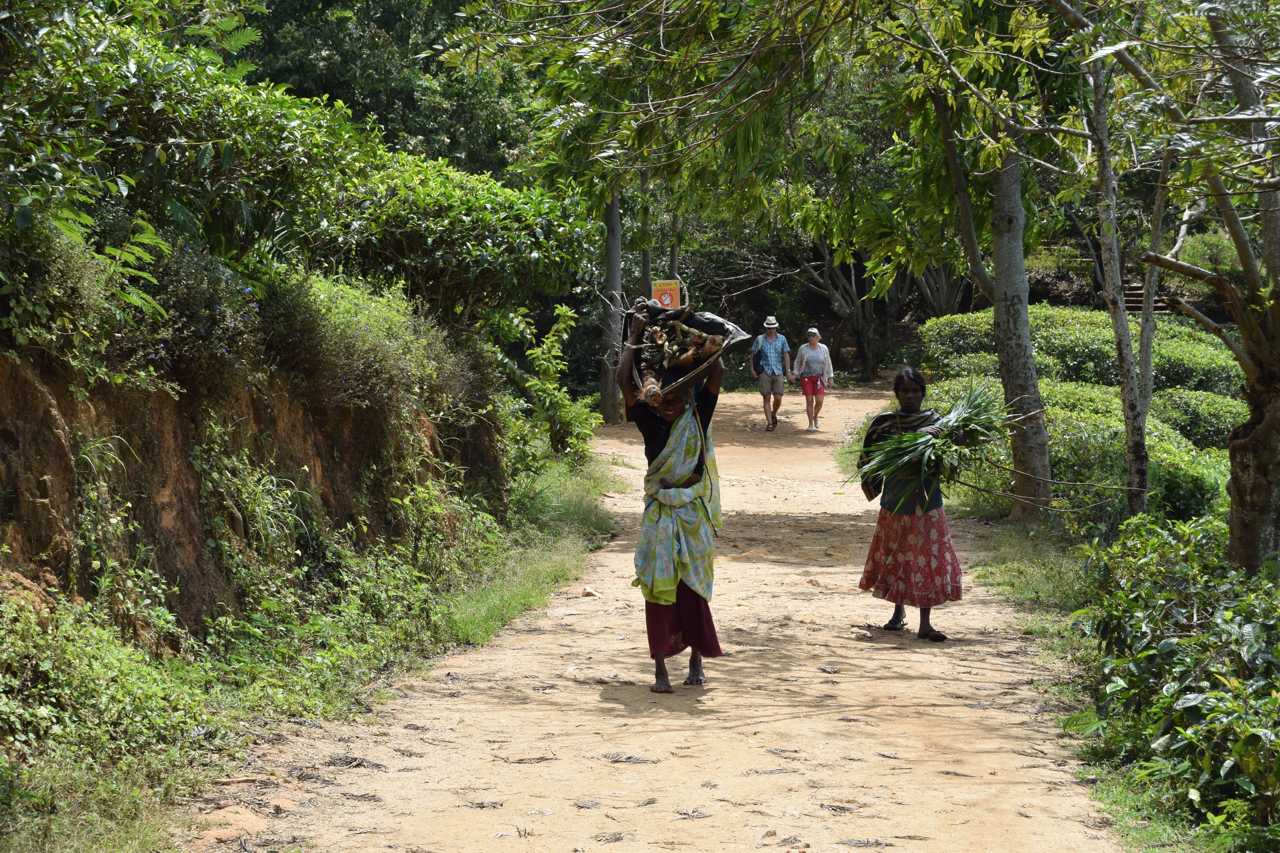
[652,279,681,309]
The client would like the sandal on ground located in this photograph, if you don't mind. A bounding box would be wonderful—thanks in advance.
[882,618,907,631]
[765,421,777,432]
[918,629,948,642]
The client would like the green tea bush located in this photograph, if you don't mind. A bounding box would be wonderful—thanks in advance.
[1085,517,1280,845]
[0,221,169,392]
[1151,389,1249,450]
[1175,229,1244,302]
[306,153,588,317]
[923,379,1228,534]
[920,306,1243,396]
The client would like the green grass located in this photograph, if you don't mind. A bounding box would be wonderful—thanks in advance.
[1,752,210,853]
[1089,768,1207,853]
[1,458,616,853]
[440,456,618,646]
[969,528,1208,853]
[440,537,589,645]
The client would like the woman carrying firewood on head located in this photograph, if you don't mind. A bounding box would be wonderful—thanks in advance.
[857,367,964,642]
[617,300,726,693]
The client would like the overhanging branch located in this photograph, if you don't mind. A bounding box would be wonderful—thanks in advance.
[1140,252,1260,381]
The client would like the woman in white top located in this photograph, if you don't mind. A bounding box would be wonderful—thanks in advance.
[792,327,834,432]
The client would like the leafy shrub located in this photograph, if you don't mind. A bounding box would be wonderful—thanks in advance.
[81,29,581,315]
[521,306,602,462]
[1173,228,1244,302]
[921,306,1243,396]
[303,152,587,318]
[1085,517,1280,845]
[259,271,447,414]
[147,239,263,395]
[1151,389,1249,450]
[1024,243,1093,278]
[922,379,1228,534]
[933,351,998,378]
[0,221,170,392]
[0,601,209,767]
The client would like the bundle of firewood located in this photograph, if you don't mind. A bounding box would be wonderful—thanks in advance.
[628,298,749,403]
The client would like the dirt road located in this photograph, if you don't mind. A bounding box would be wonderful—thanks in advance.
[191,389,1118,852]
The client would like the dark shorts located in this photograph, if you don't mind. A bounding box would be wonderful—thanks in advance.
[645,581,723,659]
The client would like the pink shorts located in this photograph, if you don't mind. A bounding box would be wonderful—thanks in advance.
[800,376,826,397]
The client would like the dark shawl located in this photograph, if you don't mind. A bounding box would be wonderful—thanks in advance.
[859,409,944,514]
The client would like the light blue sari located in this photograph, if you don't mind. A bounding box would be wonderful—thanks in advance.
[632,404,720,605]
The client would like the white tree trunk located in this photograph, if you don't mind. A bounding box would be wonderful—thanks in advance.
[934,88,1051,511]
[989,148,1053,512]
[1091,68,1148,514]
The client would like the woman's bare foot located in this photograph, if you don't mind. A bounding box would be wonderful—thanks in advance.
[651,659,674,693]
[684,651,705,686]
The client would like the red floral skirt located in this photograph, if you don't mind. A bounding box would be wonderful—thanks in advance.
[858,508,963,609]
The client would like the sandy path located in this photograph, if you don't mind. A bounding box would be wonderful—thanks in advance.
[190,389,1118,853]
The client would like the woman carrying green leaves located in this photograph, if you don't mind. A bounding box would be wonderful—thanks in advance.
[858,367,964,642]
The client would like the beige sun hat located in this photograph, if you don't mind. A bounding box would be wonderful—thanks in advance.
[763,316,779,328]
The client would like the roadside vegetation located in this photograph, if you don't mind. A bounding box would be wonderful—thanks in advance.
[1,3,605,850]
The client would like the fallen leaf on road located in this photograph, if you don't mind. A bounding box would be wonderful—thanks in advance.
[603,752,658,764]
[836,840,894,849]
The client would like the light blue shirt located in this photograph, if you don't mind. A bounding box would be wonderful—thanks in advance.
[751,333,790,374]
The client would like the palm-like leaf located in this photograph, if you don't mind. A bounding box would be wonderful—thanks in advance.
[859,381,1010,498]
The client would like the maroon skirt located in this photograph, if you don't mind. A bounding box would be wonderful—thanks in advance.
[645,581,723,660]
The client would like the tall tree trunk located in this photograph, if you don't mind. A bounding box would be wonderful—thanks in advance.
[933,86,1051,511]
[1091,68,1148,515]
[1230,393,1280,570]
[989,148,1053,513]
[599,193,624,425]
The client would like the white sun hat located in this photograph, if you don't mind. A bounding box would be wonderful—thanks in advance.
[763,316,779,328]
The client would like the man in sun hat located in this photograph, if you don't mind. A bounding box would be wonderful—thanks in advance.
[750,316,790,431]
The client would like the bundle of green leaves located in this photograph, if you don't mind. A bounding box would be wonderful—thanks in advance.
[858,381,1008,497]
